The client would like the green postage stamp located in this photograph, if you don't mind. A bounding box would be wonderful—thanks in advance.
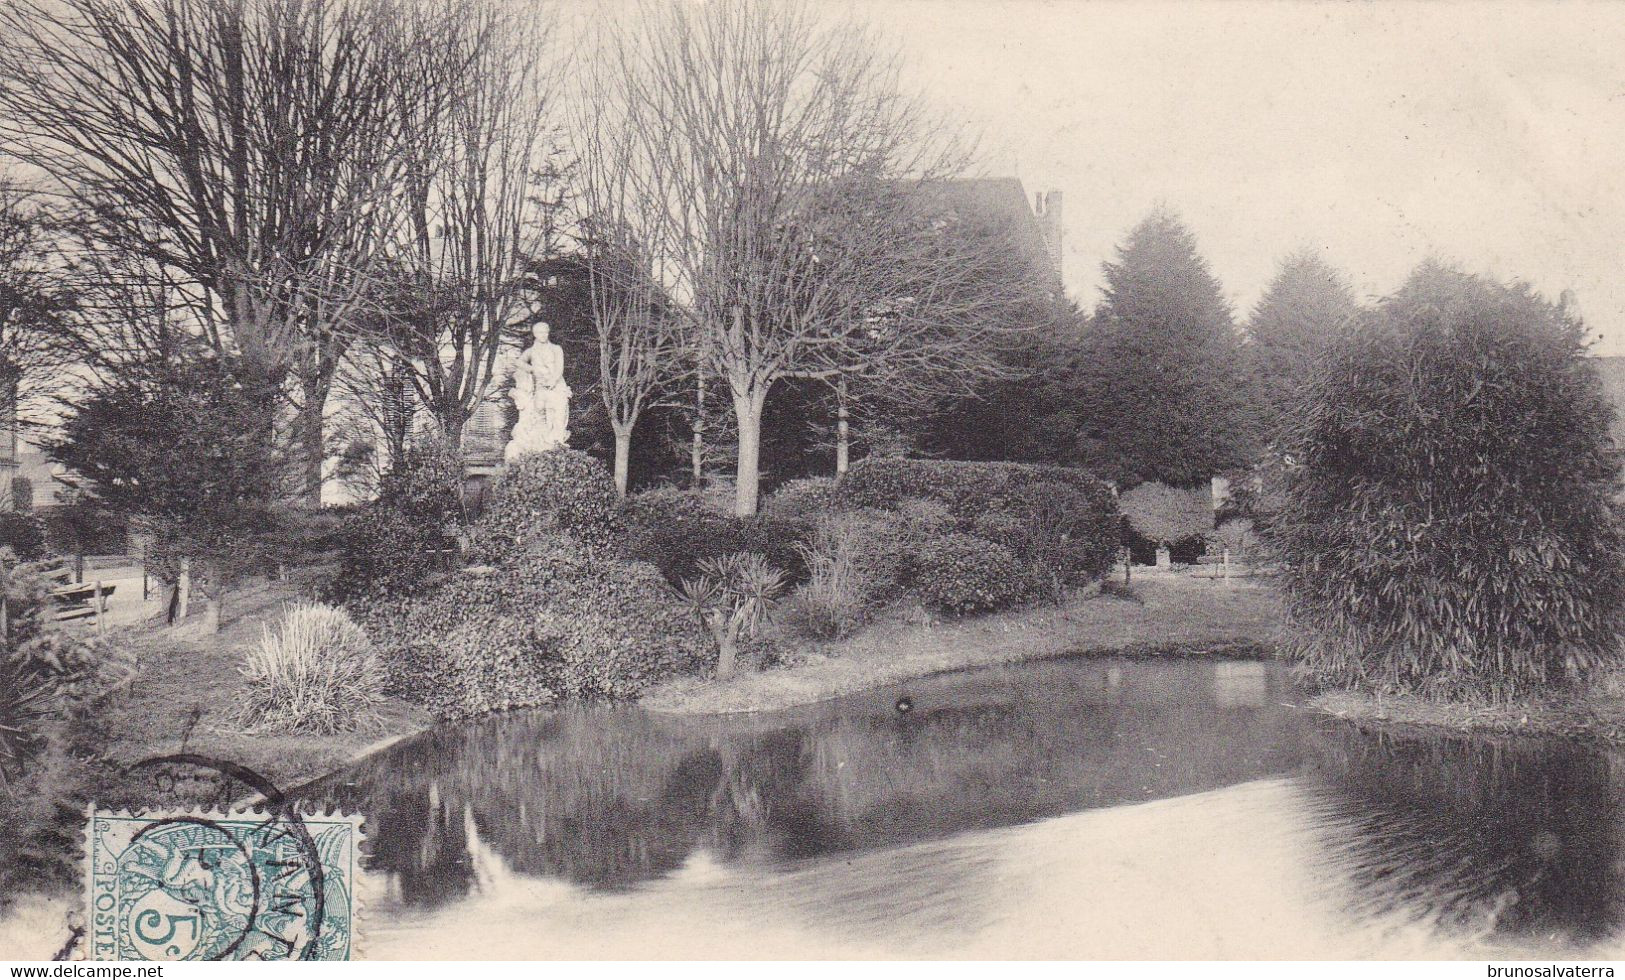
[83,807,361,961]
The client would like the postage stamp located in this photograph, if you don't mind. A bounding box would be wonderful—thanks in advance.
[82,806,362,961]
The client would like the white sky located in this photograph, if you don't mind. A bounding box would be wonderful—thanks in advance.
[856,0,1625,351]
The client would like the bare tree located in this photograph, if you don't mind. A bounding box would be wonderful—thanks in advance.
[603,0,1013,515]
[0,0,450,505]
[372,0,565,453]
[0,182,79,433]
[570,59,689,496]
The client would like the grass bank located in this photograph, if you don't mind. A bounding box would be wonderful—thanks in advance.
[82,580,432,804]
[2,581,431,954]
[1308,686,1625,745]
[640,574,1283,715]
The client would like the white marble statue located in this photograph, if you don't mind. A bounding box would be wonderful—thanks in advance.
[504,321,571,461]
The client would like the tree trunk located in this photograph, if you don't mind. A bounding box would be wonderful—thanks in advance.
[298,372,325,507]
[691,370,705,488]
[713,618,738,681]
[835,376,850,480]
[175,557,191,624]
[732,387,765,518]
[611,421,632,498]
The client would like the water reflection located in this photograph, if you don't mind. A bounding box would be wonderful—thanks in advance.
[311,657,1306,904]
[1301,725,1625,950]
[302,657,1625,957]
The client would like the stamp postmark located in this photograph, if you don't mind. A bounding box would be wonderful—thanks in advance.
[83,806,361,961]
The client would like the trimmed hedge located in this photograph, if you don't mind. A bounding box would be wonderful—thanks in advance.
[363,534,709,719]
[822,459,1121,605]
[909,532,1026,614]
[624,490,811,586]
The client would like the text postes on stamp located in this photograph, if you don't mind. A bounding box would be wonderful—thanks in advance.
[84,807,361,961]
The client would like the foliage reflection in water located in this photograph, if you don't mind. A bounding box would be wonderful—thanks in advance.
[305,657,1625,957]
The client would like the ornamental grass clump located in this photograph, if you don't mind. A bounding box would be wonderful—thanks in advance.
[240,602,384,734]
[1270,264,1625,702]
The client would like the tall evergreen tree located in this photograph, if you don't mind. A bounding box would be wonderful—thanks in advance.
[1246,248,1359,440]
[1073,208,1258,488]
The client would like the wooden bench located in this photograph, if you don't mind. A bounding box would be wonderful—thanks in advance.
[38,564,116,627]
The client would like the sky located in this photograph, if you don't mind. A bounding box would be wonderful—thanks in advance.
[857,0,1625,352]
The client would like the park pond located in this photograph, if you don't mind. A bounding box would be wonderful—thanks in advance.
[291,655,1625,959]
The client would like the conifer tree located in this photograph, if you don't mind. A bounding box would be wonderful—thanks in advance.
[1246,248,1359,440]
[1074,208,1258,488]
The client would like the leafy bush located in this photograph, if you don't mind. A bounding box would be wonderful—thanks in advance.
[379,440,466,523]
[908,532,1026,615]
[1270,265,1625,701]
[239,602,384,734]
[763,476,840,518]
[364,534,709,718]
[326,446,467,603]
[0,658,50,793]
[834,459,1120,601]
[839,458,1109,522]
[325,505,458,604]
[624,489,811,585]
[0,557,127,795]
[0,512,46,561]
[470,449,622,562]
[969,479,1120,602]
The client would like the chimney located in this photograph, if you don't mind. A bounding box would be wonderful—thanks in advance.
[1039,190,1063,279]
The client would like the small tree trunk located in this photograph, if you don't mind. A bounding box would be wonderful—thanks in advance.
[200,561,220,634]
[441,408,466,452]
[299,372,326,508]
[611,422,632,498]
[175,558,191,623]
[691,370,705,487]
[835,376,850,480]
[714,620,738,681]
[732,387,766,518]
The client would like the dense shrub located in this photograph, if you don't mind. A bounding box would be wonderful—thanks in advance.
[364,534,709,719]
[470,449,622,562]
[969,479,1120,601]
[624,488,811,585]
[830,459,1119,604]
[325,505,458,604]
[379,440,466,523]
[0,512,46,561]
[326,447,466,603]
[908,532,1026,615]
[763,476,840,518]
[839,458,1109,520]
[239,603,384,734]
[1270,266,1625,701]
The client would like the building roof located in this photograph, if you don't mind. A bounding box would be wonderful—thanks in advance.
[926,177,1063,290]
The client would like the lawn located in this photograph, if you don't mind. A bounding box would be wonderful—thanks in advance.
[82,580,430,807]
[641,574,1285,715]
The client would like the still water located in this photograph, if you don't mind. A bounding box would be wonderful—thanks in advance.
[305,657,1625,959]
